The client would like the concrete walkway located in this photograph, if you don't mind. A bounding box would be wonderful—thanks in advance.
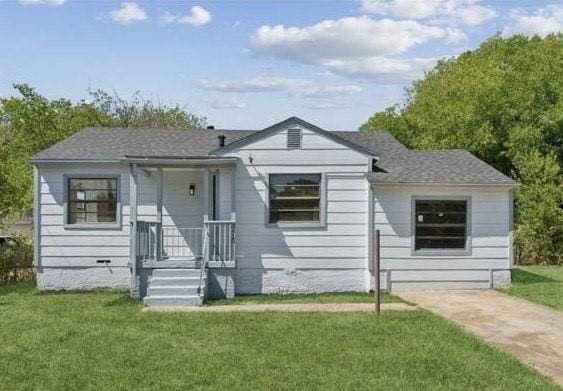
[397,290,563,386]
[143,302,415,313]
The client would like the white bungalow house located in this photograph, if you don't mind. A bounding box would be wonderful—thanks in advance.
[31,117,515,306]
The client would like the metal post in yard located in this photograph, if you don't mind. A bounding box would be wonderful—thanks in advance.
[374,229,381,315]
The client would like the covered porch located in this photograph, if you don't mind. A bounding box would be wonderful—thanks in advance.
[127,157,237,301]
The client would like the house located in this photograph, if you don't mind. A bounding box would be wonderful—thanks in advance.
[31,117,515,305]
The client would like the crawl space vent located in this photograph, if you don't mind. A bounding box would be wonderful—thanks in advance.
[287,129,302,149]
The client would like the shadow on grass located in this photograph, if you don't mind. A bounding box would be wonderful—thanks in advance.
[512,269,558,284]
[0,281,36,296]
[102,294,141,308]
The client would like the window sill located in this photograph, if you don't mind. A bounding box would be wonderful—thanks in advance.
[266,222,326,229]
[412,249,472,257]
[64,223,122,230]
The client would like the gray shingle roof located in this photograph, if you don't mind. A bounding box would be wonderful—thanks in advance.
[32,122,515,186]
[32,128,255,161]
[368,149,515,185]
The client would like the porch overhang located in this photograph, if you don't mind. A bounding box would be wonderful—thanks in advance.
[122,156,237,167]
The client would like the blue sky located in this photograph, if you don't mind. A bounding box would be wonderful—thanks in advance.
[0,0,560,130]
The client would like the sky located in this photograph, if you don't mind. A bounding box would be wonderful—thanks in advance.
[0,0,561,130]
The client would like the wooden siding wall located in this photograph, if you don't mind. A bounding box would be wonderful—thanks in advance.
[372,185,512,290]
[226,128,372,294]
[37,164,206,289]
[37,163,130,289]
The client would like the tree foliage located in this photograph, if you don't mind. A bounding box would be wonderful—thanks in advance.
[0,84,206,223]
[362,34,563,265]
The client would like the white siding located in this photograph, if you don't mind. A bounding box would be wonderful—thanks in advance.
[37,163,130,289]
[36,164,205,289]
[371,185,512,290]
[226,127,372,294]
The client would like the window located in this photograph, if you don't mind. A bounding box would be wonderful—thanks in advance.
[287,129,302,149]
[269,174,321,223]
[67,178,118,225]
[414,199,469,252]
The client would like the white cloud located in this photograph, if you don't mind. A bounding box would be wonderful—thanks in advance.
[179,5,211,27]
[503,5,563,37]
[252,16,461,61]
[108,2,147,24]
[320,56,439,82]
[360,0,497,27]
[205,96,246,110]
[197,76,313,94]
[196,76,363,97]
[18,0,67,4]
[250,16,457,81]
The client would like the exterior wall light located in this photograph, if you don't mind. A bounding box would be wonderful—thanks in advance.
[189,184,195,196]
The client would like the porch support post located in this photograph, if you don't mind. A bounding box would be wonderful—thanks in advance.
[202,168,210,222]
[129,163,140,299]
[156,167,163,262]
[230,167,236,222]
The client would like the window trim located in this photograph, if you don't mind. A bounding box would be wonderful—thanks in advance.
[265,172,327,229]
[63,174,122,230]
[411,195,472,256]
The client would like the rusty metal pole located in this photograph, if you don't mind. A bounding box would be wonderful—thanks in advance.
[374,229,381,315]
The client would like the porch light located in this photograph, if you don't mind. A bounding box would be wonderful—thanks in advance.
[189,184,195,196]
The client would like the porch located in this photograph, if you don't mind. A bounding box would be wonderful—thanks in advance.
[127,158,237,303]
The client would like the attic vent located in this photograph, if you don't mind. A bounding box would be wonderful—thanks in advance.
[287,129,302,149]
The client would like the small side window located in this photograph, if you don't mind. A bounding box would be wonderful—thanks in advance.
[67,178,118,225]
[414,199,469,252]
[287,129,302,149]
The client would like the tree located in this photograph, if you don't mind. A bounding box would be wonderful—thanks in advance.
[0,84,206,224]
[361,34,563,265]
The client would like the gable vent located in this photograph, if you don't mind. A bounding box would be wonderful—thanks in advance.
[287,129,302,149]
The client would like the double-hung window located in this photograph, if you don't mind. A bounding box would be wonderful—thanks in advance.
[67,177,118,225]
[413,198,470,253]
[269,174,322,224]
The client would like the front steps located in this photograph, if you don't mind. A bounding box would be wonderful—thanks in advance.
[144,268,205,307]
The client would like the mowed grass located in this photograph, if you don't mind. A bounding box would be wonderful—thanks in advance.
[207,291,401,306]
[0,283,558,391]
[502,266,563,311]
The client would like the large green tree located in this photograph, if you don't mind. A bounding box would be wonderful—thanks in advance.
[0,84,206,224]
[362,34,563,265]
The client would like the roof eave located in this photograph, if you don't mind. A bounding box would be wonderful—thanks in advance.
[368,180,517,187]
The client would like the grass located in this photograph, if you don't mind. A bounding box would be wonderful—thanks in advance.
[502,266,563,311]
[0,282,558,390]
[207,291,401,306]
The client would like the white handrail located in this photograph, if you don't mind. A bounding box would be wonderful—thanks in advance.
[198,226,209,297]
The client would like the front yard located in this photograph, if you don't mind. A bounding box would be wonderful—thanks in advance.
[502,266,563,311]
[0,283,558,390]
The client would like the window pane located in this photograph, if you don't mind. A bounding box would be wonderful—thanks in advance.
[414,200,467,251]
[68,178,118,225]
[269,174,321,223]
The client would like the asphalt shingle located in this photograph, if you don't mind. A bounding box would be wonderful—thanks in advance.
[32,126,514,186]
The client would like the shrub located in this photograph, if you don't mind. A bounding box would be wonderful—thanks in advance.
[0,233,34,283]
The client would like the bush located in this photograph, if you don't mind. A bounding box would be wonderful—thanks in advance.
[0,233,34,283]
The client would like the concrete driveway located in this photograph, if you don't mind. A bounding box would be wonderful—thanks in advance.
[397,290,563,386]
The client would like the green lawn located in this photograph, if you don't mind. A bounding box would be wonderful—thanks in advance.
[0,283,558,390]
[502,266,563,311]
[207,291,401,306]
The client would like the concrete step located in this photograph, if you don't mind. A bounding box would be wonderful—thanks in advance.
[143,295,203,307]
[148,286,199,297]
[149,276,200,287]
[152,268,201,278]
